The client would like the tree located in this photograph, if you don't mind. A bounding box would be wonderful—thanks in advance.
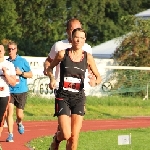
[14,0,68,56]
[66,0,107,46]
[0,0,21,42]
[114,15,150,67]
[119,0,144,15]
[112,14,150,97]
[66,0,132,46]
[1,0,150,56]
[14,0,51,56]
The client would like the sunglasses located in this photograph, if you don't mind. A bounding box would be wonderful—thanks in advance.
[8,48,16,51]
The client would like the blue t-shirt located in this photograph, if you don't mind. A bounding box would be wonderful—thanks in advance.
[7,55,31,93]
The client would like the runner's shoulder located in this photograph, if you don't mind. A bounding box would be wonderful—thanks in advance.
[55,39,68,46]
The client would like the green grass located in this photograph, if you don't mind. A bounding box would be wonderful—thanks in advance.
[24,95,150,149]
[24,96,55,121]
[28,128,150,150]
[23,95,150,121]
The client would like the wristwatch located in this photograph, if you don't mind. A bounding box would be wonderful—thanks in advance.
[21,72,24,76]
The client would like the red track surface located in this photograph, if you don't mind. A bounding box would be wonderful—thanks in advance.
[1,117,150,150]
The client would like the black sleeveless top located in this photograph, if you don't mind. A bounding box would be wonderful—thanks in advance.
[59,49,88,91]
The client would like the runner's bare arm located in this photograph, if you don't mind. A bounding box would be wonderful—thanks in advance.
[6,75,16,86]
[87,53,102,85]
[43,56,53,75]
[15,67,33,78]
[47,50,65,80]
[47,50,65,89]
[87,65,95,79]
[87,65,97,87]
[2,67,16,86]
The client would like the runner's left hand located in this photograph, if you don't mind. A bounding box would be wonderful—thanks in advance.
[49,79,56,90]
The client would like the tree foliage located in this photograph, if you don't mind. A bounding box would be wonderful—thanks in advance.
[14,0,53,56]
[114,16,150,67]
[0,0,150,57]
[0,0,21,42]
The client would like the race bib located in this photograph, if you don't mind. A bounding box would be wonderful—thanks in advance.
[0,87,4,91]
[63,77,81,92]
[16,75,20,84]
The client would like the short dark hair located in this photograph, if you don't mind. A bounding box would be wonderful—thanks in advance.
[66,18,82,30]
[72,28,87,38]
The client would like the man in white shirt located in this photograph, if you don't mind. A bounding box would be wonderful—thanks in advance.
[44,20,92,78]
[43,18,94,150]
[0,45,16,139]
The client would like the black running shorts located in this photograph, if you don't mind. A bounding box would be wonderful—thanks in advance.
[0,96,9,127]
[10,92,27,110]
[54,89,86,117]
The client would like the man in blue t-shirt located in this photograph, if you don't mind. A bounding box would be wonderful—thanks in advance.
[6,41,33,142]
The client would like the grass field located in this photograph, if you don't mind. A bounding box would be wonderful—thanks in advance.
[25,95,150,150]
[28,128,150,150]
[24,95,150,121]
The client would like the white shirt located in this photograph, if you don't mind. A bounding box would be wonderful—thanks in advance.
[48,39,92,95]
[0,60,16,97]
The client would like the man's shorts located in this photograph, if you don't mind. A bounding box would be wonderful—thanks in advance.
[54,89,86,117]
[10,92,27,110]
[0,96,9,127]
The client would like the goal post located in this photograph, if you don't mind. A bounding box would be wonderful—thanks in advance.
[101,66,150,100]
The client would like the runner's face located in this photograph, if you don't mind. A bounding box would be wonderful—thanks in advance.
[8,44,17,58]
[67,21,82,41]
[0,45,5,58]
[72,31,86,49]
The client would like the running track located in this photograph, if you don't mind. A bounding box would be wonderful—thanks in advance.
[1,117,150,150]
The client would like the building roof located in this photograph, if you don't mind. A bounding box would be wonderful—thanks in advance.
[135,9,150,17]
[92,37,124,58]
